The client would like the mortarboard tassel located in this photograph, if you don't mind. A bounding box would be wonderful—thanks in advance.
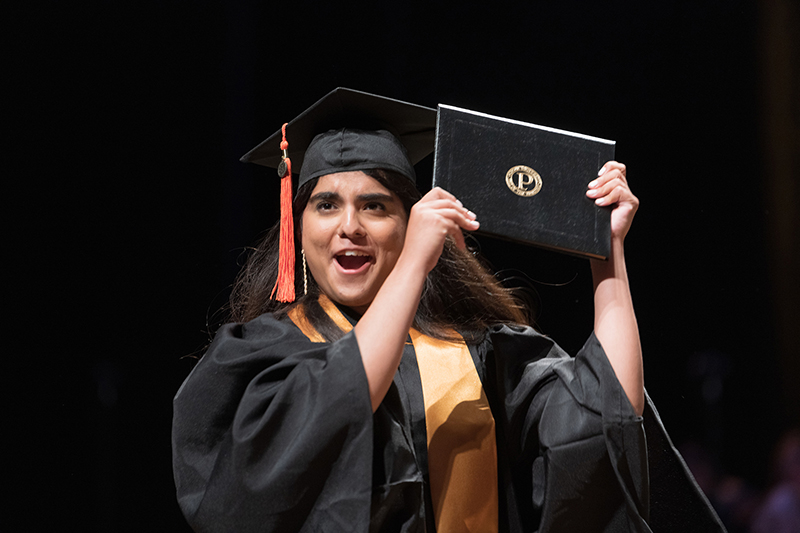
[271,123,295,302]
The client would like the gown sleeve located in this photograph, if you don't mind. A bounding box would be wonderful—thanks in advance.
[480,325,726,533]
[171,313,374,533]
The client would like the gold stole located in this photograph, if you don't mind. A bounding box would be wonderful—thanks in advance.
[288,297,499,532]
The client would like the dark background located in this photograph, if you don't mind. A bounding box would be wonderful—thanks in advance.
[9,0,798,530]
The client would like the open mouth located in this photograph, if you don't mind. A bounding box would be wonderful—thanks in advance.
[335,251,372,271]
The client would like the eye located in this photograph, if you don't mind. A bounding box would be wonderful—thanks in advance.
[315,201,335,211]
[363,202,385,211]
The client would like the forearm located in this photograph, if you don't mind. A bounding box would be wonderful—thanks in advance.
[590,238,644,415]
[354,256,427,412]
[352,187,478,412]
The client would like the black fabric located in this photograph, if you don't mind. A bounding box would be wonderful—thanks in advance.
[300,128,417,187]
[171,319,373,532]
[487,327,648,531]
[172,316,726,532]
[644,398,729,531]
[239,87,436,182]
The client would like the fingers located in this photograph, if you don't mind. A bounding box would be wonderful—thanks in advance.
[420,186,462,206]
[421,200,478,227]
[586,176,628,206]
[408,188,479,257]
[418,188,480,232]
[586,161,634,207]
[414,204,477,250]
[603,161,626,173]
[589,162,626,187]
[450,222,467,250]
[597,161,627,179]
[591,182,624,206]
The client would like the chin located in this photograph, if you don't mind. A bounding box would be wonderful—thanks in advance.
[334,294,373,312]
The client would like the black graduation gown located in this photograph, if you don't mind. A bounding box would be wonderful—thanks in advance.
[172,312,726,532]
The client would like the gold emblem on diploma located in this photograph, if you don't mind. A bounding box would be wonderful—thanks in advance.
[505,165,542,197]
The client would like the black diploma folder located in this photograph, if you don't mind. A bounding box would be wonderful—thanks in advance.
[432,104,615,259]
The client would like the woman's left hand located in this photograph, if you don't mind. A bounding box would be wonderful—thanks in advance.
[586,161,639,241]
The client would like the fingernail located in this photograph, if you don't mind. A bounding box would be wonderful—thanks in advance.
[467,210,476,218]
[588,179,598,188]
[595,198,604,205]
[456,199,463,207]
[598,167,606,176]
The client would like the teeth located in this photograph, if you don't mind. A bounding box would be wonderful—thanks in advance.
[342,251,368,256]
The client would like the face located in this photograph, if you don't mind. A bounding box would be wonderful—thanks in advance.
[301,171,408,313]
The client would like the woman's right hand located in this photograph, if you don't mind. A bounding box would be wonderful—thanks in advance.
[400,187,479,274]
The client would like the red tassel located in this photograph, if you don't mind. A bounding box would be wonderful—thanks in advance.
[271,123,295,302]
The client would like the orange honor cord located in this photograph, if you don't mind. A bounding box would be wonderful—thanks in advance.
[271,123,296,302]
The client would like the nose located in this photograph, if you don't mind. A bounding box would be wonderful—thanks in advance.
[339,207,365,239]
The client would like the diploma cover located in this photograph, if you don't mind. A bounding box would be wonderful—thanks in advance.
[432,104,615,259]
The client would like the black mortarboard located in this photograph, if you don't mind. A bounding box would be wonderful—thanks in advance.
[240,87,437,187]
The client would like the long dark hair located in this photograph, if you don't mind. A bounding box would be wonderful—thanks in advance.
[228,169,529,343]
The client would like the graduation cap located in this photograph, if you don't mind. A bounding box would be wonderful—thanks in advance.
[241,87,437,186]
[241,87,436,303]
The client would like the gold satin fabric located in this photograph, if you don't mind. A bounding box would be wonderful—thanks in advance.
[409,329,499,532]
[287,297,498,531]
[287,296,353,341]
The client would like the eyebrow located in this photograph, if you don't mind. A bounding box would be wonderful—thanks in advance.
[308,192,396,204]
[357,193,395,203]
[309,191,341,203]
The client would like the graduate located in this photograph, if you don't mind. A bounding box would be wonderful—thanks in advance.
[172,88,725,532]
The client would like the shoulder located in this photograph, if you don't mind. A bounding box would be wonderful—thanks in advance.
[174,311,364,420]
[218,311,301,343]
[468,324,570,389]
[174,313,316,400]
[205,312,314,360]
[479,323,568,361]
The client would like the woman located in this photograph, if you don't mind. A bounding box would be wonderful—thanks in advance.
[173,89,725,532]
